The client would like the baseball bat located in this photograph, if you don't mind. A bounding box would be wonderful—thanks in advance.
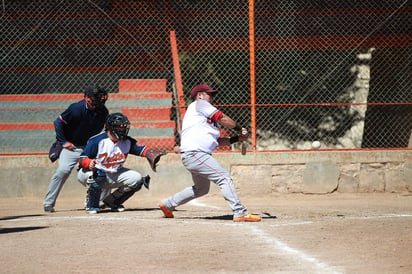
[172,82,182,153]
[241,129,247,155]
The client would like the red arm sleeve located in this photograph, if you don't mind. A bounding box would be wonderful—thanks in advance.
[211,110,223,122]
[141,147,149,157]
[79,158,92,169]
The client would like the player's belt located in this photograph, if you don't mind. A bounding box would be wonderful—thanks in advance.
[181,151,210,155]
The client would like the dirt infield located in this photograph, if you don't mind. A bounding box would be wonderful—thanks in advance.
[1,193,411,273]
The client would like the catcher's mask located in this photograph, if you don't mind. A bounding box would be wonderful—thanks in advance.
[84,85,108,109]
[106,113,130,141]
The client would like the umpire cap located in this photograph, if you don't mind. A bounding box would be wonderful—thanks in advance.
[84,85,108,97]
[84,85,108,109]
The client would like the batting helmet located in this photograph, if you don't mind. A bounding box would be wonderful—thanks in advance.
[105,113,130,141]
[84,85,108,109]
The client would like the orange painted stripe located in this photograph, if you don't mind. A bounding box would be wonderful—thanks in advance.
[130,121,175,129]
[177,34,412,51]
[118,79,167,93]
[152,7,412,18]
[111,93,172,100]
[0,121,175,131]
[122,107,171,121]
[2,65,168,74]
[0,124,54,130]
[0,92,172,102]
[0,94,84,101]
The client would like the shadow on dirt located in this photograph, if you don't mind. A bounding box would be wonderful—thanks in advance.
[125,207,161,212]
[204,214,233,220]
[0,214,43,221]
[69,207,161,213]
[0,226,48,234]
[262,212,277,219]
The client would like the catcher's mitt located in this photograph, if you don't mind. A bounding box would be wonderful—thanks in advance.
[146,149,166,172]
[48,140,63,162]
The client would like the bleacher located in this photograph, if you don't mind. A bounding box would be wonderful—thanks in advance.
[0,79,176,154]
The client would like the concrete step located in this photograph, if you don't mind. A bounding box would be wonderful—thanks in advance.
[0,93,171,107]
[0,79,177,154]
[0,106,173,123]
[0,120,176,130]
[0,128,175,154]
[0,136,175,154]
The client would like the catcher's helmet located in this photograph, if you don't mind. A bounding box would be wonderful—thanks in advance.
[84,85,108,109]
[106,113,130,141]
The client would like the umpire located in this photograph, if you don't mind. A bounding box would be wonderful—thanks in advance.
[43,85,109,212]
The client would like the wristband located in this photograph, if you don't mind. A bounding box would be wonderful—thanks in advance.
[233,123,242,131]
[229,136,239,144]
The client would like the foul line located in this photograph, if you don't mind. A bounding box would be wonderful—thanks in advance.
[187,200,221,209]
[249,226,341,273]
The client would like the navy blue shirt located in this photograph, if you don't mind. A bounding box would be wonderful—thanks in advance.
[54,100,109,147]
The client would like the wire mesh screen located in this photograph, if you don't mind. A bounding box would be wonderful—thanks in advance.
[254,1,411,150]
[0,0,411,154]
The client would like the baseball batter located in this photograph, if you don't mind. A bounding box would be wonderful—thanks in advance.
[159,84,261,222]
[77,112,165,214]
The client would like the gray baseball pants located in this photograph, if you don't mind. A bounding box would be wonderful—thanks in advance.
[43,148,83,207]
[43,148,109,208]
[162,151,249,218]
[77,166,144,191]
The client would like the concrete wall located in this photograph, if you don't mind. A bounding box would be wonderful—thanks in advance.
[1,150,411,198]
[231,150,412,195]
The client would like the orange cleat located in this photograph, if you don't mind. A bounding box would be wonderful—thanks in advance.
[233,213,261,222]
[159,201,174,218]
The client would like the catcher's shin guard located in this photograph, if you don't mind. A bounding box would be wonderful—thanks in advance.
[87,184,102,210]
[103,176,150,208]
[84,176,93,209]
[103,186,139,209]
[86,171,105,210]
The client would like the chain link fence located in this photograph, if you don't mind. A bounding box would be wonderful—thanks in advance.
[0,0,411,154]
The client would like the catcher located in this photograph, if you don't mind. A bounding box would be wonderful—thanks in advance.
[77,112,166,214]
